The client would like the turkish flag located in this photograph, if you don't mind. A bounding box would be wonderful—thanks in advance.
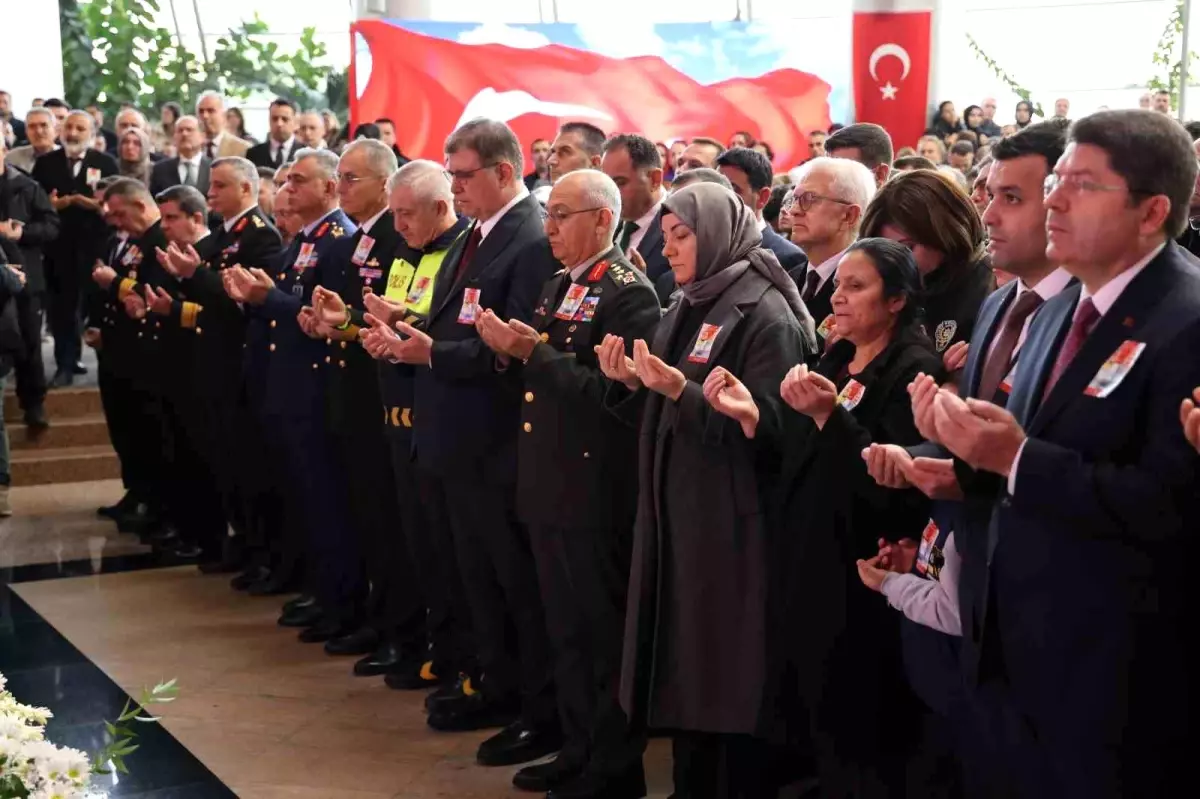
[852,10,933,153]
[351,21,832,169]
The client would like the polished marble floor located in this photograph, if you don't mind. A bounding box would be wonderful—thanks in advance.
[0,481,675,798]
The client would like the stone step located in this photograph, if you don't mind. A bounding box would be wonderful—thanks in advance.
[4,387,104,423]
[10,414,111,451]
[11,444,120,487]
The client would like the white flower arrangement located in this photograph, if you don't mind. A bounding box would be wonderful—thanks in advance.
[0,672,178,799]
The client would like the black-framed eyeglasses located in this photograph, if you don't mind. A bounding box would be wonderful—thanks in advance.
[444,163,498,182]
[545,206,605,224]
[784,191,852,213]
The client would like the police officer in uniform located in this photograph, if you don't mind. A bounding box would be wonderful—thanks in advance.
[359,159,471,686]
[224,148,359,641]
[304,140,426,667]
[151,159,283,580]
[476,170,660,799]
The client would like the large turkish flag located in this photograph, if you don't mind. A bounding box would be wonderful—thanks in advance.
[351,21,832,169]
[852,10,933,152]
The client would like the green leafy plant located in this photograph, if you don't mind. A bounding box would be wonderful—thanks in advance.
[60,0,338,117]
[1148,0,1198,110]
[94,678,180,776]
[965,33,1044,118]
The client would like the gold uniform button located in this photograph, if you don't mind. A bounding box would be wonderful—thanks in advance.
[568,324,577,332]
[269,343,276,352]
[312,363,318,370]
[539,333,549,342]
[583,452,590,459]
[565,337,572,344]
[277,273,285,280]
[270,320,277,328]
[195,327,202,335]
[325,356,331,364]
[523,422,532,433]
[339,360,345,368]
[137,332,143,338]
[340,341,347,349]
[524,392,534,402]
[326,337,332,345]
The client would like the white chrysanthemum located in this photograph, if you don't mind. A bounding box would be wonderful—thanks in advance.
[0,711,46,742]
[0,696,54,725]
[0,672,8,692]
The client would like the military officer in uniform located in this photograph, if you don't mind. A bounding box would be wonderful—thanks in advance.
[304,140,427,670]
[475,170,661,799]
[224,148,359,641]
[359,159,471,688]
[151,158,284,581]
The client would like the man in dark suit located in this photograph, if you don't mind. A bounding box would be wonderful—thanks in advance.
[476,170,660,799]
[246,98,300,169]
[824,123,894,187]
[929,110,1200,798]
[783,156,876,342]
[32,109,117,386]
[0,91,24,146]
[149,115,210,198]
[0,145,58,428]
[601,134,671,305]
[716,147,808,273]
[368,119,560,765]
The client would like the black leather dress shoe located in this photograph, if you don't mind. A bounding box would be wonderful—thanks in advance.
[49,371,73,389]
[231,566,270,591]
[324,627,378,656]
[277,603,323,628]
[23,406,50,434]
[173,544,203,560]
[197,558,239,575]
[282,594,316,614]
[477,719,563,767]
[424,672,478,711]
[427,692,519,733]
[298,618,357,644]
[119,504,160,535]
[386,658,452,690]
[353,642,408,677]
[546,764,647,799]
[98,491,136,520]
[73,361,87,375]
[512,754,584,792]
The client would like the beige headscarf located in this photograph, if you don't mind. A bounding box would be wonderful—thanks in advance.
[118,128,152,187]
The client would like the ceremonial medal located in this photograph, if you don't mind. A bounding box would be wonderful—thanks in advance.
[574,296,600,322]
[554,284,589,320]
[352,235,375,266]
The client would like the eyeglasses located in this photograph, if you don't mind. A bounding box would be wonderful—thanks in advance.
[444,163,497,182]
[1043,173,1130,197]
[334,172,379,185]
[783,191,852,213]
[545,206,605,224]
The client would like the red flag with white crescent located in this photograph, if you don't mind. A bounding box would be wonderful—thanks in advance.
[852,10,933,152]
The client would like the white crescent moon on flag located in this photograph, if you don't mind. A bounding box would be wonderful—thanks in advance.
[868,44,912,82]
[456,88,614,129]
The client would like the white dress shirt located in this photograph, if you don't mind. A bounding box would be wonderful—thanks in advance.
[627,194,664,254]
[985,267,1074,362]
[223,205,256,233]
[302,208,340,238]
[478,186,530,241]
[569,249,610,282]
[804,248,848,295]
[177,152,203,185]
[1007,242,1165,494]
[270,136,295,164]
[358,207,388,237]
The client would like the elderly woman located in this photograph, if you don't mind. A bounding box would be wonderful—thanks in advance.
[707,238,943,795]
[117,127,152,186]
[597,182,816,797]
[860,168,992,357]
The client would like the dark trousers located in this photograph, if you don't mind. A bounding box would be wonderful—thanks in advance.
[47,275,82,375]
[530,522,642,774]
[399,454,471,670]
[96,358,168,508]
[160,385,227,556]
[270,411,361,623]
[12,291,46,411]
[671,733,778,799]
[252,414,305,586]
[440,476,555,725]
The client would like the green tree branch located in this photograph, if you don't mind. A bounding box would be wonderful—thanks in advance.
[964,33,1043,118]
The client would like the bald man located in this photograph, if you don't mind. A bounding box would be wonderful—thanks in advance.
[476,169,661,796]
[32,109,118,385]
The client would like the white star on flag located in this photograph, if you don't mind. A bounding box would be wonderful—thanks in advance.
[880,82,898,100]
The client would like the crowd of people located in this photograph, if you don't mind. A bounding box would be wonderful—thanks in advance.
[1,83,1200,799]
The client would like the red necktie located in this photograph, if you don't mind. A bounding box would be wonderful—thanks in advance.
[977,289,1044,400]
[454,224,483,282]
[1042,297,1100,398]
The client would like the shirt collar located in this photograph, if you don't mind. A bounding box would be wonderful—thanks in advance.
[478,187,530,241]
[209,132,224,148]
[272,136,294,153]
[1019,266,1073,302]
[180,151,203,166]
[358,207,388,236]
[302,208,339,238]
[222,205,256,233]
[568,248,611,281]
[810,247,848,285]
[632,194,664,232]
[1078,241,1165,317]
[756,217,768,233]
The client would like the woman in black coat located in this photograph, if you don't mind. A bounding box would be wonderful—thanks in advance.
[597,182,817,798]
[860,168,993,363]
[707,238,944,796]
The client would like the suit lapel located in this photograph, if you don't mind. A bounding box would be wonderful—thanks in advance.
[430,226,473,320]
[1006,286,1076,429]
[962,282,1016,397]
[432,197,533,320]
[1028,257,1172,434]
[636,213,666,279]
[671,273,769,383]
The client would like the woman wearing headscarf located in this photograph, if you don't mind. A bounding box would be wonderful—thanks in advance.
[859,168,993,360]
[963,104,989,144]
[926,101,963,143]
[707,238,944,796]
[117,127,152,187]
[596,182,816,797]
[1015,100,1035,129]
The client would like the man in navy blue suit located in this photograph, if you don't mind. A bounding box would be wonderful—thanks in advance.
[601,134,671,305]
[928,109,1200,798]
[715,147,807,273]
